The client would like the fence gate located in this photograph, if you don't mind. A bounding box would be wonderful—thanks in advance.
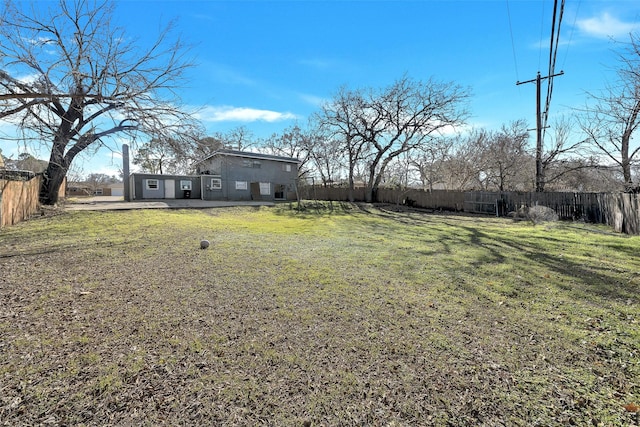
[463,192,501,215]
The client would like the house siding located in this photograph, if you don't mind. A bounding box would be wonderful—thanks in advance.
[129,150,298,201]
[130,173,202,200]
[196,152,298,201]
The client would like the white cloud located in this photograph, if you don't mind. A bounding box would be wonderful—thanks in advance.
[576,12,636,39]
[195,106,297,123]
[17,73,40,84]
[298,93,328,107]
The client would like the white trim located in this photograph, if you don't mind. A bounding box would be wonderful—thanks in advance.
[145,179,159,190]
[259,182,270,195]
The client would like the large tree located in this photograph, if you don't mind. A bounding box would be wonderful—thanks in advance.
[538,115,589,191]
[317,76,470,202]
[0,0,201,204]
[409,138,454,191]
[132,138,187,175]
[264,124,315,181]
[315,86,370,201]
[306,128,345,187]
[579,32,640,192]
[478,120,531,191]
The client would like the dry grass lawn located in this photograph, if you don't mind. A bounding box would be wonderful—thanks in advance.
[1,202,639,426]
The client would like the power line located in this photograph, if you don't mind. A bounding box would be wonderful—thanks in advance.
[505,0,520,81]
[516,0,566,192]
[538,0,546,70]
[560,0,581,72]
[517,70,564,192]
[543,0,565,139]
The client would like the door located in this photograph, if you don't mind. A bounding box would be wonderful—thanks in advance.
[164,179,175,199]
[250,182,261,200]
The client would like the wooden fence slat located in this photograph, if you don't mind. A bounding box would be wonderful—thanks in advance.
[0,176,40,227]
[299,186,640,235]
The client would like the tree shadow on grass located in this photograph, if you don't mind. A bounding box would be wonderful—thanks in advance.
[272,201,359,219]
[347,206,638,303]
[451,223,639,303]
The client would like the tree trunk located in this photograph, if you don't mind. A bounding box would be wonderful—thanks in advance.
[537,168,546,192]
[40,162,67,205]
[348,170,355,202]
[365,187,373,203]
[39,138,70,205]
[622,134,632,191]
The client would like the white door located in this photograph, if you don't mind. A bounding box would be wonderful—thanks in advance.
[164,179,175,199]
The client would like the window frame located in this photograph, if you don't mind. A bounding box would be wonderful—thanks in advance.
[145,179,159,190]
[210,178,222,190]
[259,182,271,196]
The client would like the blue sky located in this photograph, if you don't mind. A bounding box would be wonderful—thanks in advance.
[2,0,640,177]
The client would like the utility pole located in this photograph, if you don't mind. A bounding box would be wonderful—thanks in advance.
[517,70,564,192]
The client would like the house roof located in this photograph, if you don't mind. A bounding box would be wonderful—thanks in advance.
[194,149,301,166]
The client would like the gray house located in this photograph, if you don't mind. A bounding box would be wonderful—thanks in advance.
[194,149,300,201]
[128,149,299,201]
[129,173,202,200]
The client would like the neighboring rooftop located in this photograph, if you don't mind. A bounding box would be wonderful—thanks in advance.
[193,149,301,166]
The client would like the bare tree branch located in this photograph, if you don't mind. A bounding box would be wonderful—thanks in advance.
[0,0,203,204]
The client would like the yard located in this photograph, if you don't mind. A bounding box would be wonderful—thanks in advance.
[1,203,639,426]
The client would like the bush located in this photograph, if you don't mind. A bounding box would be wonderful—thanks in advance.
[510,205,559,224]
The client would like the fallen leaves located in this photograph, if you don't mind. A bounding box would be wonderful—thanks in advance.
[624,402,639,413]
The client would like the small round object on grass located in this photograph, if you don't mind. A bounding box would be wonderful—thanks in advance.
[200,239,210,249]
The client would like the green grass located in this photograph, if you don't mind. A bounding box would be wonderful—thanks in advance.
[0,202,639,426]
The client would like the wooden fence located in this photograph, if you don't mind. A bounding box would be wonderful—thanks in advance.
[298,186,640,235]
[0,175,65,228]
[0,175,41,228]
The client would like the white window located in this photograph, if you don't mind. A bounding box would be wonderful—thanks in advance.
[282,163,292,172]
[259,182,270,195]
[252,161,261,168]
[235,181,248,190]
[210,178,222,190]
[146,179,159,190]
[94,188,103,196]
[180,180,192,190]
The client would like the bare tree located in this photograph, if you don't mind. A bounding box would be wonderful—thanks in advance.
[84,172,117,194]
[579,32,640,192]
[191,136,224,163]
[538,115,589,190]
[315,86,370,201]
[307,131,345,187]
[409,138,454,191]
[360,76,470,201]
[316,76,470,201]
[0,0,202,204]
[441,129,489,190]
[442,124,531,192]
[479,120,531,191]
[543,156,621,191]
[263,124,314,180]
[132,138,188,175]
[223,126,256,151]
[2,152,48,173]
